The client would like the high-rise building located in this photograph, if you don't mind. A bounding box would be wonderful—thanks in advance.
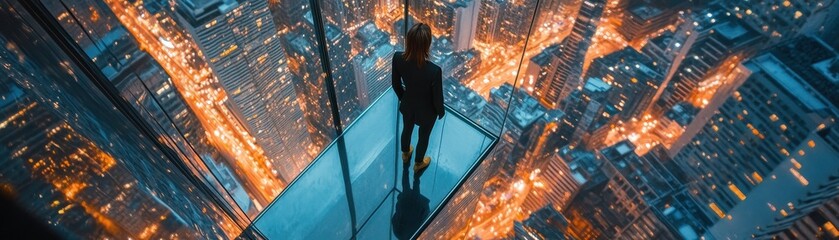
[641,20,697,115]
[695,36,839,239]
[513,205,576,240]
[174,0,313,182]
[656,5,762,112]
[522,147,599,215]
[585,47,663,120]
[671,53,839,232]
[523,44,562,95]
[723,0,839,44]
[769,36,839,108]
[267,2,338,150]
[0,7,237,236]
[45,0,262,216]
[475,0,539,46]
[323,23,364,126]
[453,0,480,51]
[617,0,685,42]
[563,141,684,239]
[509,108,564,175]
[531,0,606,109]
[706,118,839,239]
[320,0,375,32]
[752,144,839,239]
[439,49,482,81]
[558,77,615,149]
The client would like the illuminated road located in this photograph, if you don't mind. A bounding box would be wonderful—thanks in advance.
[466,17,572,98]
[467,177,535,239]
[104,0,284,207]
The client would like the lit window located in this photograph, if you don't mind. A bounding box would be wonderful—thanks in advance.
[790,158,802,169]
[752,172,763,183]
[728,184,746,200]
[808,140,816,148]
[780,124,787,131]
[790,168,809,186]
[709,203,725,218]
[824,222,839,237]
[798,150,805,156]
[769,114,779,122]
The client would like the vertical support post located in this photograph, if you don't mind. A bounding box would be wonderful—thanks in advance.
[306,1,357,238]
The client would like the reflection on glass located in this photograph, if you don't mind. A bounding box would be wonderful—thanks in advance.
[318,0,402,126]
[42,0,251,221]
[0,1,237,238]
[81,0,292,217]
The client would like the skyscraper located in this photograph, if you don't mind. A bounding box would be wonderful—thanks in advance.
[513,205,576,239]
[585,47,662,121]
[695,36,839,239]
[671,52,839,233]
[320,0,375,32]
[531,0,606,109]
[563,141,683,239]
[617,0,686,43]
[174,0,313,182]
[474,0,539,47]
[453,0,480,51]
[0,5,238,236]
[45,0,263,217]
[723,0,839,44]
[655,5,762,112]
[558,77,615,149]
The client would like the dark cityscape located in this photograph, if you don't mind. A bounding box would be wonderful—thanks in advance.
[1,0,838,239]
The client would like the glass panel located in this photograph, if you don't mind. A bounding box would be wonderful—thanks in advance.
[408,0,545,238]
[356,192,396,240]
[41,0,351,219]
[344,88,399,228]
[251,89,495,239]
[409,0,544,133]
[41,0,250,220]
[317,0,403,126]
[252,141,352,239]
[0,1,239,238]
[420,110,494,206]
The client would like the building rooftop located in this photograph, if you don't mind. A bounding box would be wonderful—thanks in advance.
[750,54,828,111]
[583,77,611,93]
[630,5,664,21]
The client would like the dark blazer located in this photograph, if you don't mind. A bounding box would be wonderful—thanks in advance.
[392,51,444,127]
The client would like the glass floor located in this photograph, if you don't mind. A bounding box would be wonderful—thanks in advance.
[245,88,497,239]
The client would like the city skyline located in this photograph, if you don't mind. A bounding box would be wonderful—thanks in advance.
[2,0,839,239]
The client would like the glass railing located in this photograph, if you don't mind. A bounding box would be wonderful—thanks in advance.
[245,88,497,239]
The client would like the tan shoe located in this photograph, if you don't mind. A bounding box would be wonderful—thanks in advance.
[402,146,413,164]
[414,157,431,172]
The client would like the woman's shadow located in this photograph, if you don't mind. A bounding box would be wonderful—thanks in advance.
[391,163,430,239]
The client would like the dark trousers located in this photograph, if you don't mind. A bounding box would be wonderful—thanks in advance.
[401,113,434,163]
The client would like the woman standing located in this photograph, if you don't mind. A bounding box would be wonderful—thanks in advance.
[392,23,444,172]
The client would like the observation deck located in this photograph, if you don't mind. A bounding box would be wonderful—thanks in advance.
[243,88,497,239]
